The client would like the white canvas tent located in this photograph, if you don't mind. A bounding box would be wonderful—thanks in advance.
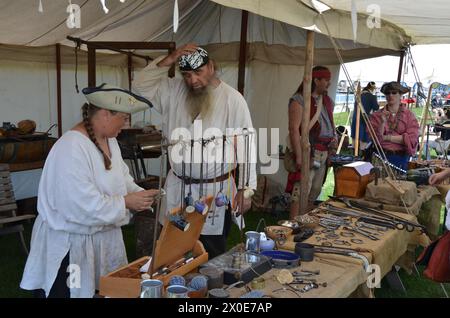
[1,0,447,188]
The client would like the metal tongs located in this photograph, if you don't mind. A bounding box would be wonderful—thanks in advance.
[329,196,426,233]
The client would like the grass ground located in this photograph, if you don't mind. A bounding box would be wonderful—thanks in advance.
[1,109,448,298]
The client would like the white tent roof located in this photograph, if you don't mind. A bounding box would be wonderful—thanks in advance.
[212,0,450,48]
[317,0,450,45]
[0,0,400,66]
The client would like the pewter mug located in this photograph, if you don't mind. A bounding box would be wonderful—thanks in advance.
[140,279,163,298]
[245,231,261,253]
[166,285,189,298]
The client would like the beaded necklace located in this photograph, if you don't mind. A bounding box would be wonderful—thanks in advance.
[386,105,403,132]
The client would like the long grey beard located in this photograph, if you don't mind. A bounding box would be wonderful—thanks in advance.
[186,87,213,122]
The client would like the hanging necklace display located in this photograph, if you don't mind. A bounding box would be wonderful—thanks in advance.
[215,135,229,207]
[180,141,194,215]
[170,140,190,231]
[210,137,218,225]
[184,139,195,214]
[243,129,254,199]
[231,134,239,213]
[226,136,235,211]
[194,138,209,215]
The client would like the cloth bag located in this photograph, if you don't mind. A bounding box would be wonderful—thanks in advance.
[416,231,450,283]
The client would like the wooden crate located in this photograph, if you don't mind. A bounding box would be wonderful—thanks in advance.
[99,195,214,298]
[334,161,374,198]
[99,240,207,298]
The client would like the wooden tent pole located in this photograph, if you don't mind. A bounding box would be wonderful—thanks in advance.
[300,30,315,215]
[237,10,249,95]
[354,82,361,156]
[55,44,62,137]
[418,84,434,159]
[397,49,405,83]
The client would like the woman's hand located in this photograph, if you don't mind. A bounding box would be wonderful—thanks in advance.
[233,189,252,215]
[124,189,159,212]
[429,169,450,185]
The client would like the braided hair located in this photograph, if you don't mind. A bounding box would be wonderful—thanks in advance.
[82,103,112,170]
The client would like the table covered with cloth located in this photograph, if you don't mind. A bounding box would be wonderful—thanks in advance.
[229,203,430,298]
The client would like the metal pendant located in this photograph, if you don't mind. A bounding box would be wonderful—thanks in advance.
[215,191,229,207]
[184,193,194,206]
[194,199,209,215]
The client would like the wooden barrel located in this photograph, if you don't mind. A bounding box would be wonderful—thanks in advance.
[0,136,57,164]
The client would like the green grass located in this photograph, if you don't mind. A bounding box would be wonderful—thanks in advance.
[335,107,431,127]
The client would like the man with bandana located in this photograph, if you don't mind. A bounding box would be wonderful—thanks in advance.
[134,44,257,258]
[286,66,337,218]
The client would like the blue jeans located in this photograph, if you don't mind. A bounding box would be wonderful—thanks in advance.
[386,154,409,171]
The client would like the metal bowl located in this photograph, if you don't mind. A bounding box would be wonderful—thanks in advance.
[277,220,302,234]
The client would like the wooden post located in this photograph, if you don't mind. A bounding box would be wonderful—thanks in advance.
[397,50,405,83]
[299,31,315,215]
[87,47,96,87]
[127,53,132,90]
[237,10,249,95]
[55,44,62,137]
[418,84,435,159]
[354,82,361,156]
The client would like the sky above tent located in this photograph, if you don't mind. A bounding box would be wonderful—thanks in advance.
[339,44,450,86]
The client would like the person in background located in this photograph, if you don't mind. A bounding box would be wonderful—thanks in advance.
[429,169,450,231]
[351,81,379,150]
[286,66,337,218]
[20,84,159,298]
[369,81,419,171]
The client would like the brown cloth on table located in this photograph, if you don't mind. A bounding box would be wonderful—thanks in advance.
[229,203,430,298]
[355,185,442,240]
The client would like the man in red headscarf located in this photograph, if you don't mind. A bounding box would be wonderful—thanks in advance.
[286,66,337,218]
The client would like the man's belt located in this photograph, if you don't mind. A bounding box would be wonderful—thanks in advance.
[313,137,333,151]
[383,149,407,156]
[313,143,330,151]
[173,170,236,185]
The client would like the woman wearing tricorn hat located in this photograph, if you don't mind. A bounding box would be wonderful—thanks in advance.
[369,81,419,171]
[20,84,159,298]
